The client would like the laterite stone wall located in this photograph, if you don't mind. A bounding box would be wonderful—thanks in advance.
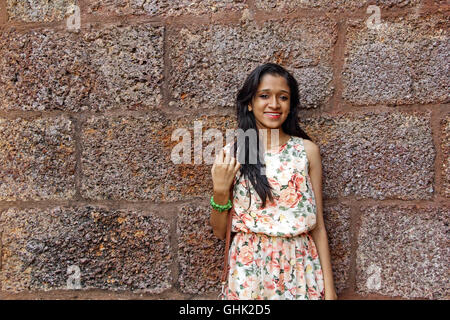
[0,0,448,300]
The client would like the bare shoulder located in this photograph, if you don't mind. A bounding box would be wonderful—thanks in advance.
[302,138,321,168]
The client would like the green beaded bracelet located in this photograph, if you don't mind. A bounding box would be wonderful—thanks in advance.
[210,195,232,212]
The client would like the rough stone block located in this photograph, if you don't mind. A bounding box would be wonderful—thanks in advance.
[0,205,172,293]
[343,13,449,106]
[167,18,336,110]
[255,0,422,12]
[81,112,171,201]
[6,0,77,22]
[81,114,236,201]
[441,115,450,198]
[0,116,76,201]
[322,203,351,294]
[0,24,163,111]
[300,111,435,200]
[177,203,224,294]
[87,0,248,17]
[356,204,449,299]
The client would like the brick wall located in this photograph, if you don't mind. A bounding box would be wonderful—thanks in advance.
[0,0,448,300]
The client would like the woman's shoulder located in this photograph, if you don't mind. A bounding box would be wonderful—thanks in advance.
[300,138,318,151]
[297,137,320,166]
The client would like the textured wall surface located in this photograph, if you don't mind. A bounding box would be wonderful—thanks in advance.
[0,0,448,300]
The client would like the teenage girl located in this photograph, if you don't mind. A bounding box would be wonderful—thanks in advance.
[210,63,337,300]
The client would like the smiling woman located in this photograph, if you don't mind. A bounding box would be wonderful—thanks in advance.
[248,74,292,151]
[210,63,338,300]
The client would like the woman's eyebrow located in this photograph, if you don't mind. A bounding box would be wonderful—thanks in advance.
[258,89,290,94]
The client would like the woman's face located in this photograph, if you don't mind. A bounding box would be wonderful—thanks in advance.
[249,74,291,131]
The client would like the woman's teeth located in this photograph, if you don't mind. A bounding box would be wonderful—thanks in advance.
[264,113,281,118]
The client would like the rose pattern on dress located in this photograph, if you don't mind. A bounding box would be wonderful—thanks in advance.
[222,136,325,300]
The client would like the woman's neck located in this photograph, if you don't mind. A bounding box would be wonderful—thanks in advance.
[258,128,290,151]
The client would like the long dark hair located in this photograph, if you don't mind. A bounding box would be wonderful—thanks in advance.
[232,63,312,209]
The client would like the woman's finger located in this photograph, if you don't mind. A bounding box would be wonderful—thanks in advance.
[234,160,241,175]
[217,148,224,164]
[224,145,231,164]
[214,152,220,165]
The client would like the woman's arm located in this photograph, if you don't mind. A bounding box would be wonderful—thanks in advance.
[305,140,338,300]
[210,146,240,240]
[210,187,232,240]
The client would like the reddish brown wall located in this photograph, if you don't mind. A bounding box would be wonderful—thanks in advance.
[0,0,448,300]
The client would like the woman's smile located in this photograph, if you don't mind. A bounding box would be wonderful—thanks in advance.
[264,112,282,119]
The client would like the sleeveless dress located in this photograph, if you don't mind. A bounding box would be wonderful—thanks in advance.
[222,136,325,300]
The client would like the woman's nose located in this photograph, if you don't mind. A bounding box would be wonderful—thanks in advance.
[269,96,280,108]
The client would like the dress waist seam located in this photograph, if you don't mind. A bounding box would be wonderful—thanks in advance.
[232,230,311,239]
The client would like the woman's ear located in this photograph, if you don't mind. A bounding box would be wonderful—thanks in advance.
[248,104,252,112]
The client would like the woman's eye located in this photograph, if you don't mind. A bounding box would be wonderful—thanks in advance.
[259,95,289,100]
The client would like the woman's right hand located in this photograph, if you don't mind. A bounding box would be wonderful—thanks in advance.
[211,145,241,194]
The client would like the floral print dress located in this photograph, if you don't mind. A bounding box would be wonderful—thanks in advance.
[223,136,325,300]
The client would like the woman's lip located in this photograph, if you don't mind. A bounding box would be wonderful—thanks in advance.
[264,113,281,119]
